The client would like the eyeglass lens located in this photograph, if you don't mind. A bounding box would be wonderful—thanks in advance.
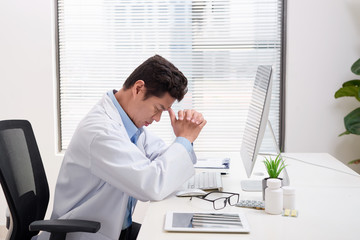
[213,197,227,209]
[212,194,239,210]
[228,194,239,205]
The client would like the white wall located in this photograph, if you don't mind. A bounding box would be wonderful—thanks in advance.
[1,0,360,227]
[0,0,62,225]
[286,0,360,173]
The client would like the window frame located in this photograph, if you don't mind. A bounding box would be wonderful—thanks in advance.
[54,0,287,153]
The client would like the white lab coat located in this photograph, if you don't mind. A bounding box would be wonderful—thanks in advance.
[35,93,196,240]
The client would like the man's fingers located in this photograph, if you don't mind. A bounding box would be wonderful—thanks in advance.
[198,119,207,128]
[170,109,206,142]
[177,109,205,125]
[168,108,177,124]
[178,110,184,120]
[184,109,195,121]
[192,112,203,124]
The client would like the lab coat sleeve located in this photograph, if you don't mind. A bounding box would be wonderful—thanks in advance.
[139,128,196,164]
[89,128,195,201]
[138,128,168,161]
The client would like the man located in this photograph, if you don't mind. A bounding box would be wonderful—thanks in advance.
[36,55,206,240]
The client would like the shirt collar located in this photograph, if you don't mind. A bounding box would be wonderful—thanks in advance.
[107,90,142,139]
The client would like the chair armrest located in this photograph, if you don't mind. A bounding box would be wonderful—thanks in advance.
[5,208,10,229]
[29,219,101,233]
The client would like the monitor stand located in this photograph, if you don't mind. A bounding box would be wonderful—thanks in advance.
[241,179,264,192]
[241,120,290,192]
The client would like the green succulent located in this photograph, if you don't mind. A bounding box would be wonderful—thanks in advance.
[263,154,286,178]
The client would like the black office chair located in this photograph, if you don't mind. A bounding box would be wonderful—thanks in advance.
[0,120,100,240]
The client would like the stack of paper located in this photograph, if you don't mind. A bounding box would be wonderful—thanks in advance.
[194,158,230,174]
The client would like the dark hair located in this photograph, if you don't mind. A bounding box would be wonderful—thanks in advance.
[123,55,188,101]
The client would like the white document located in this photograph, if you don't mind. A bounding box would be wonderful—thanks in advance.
[194,158,230,169]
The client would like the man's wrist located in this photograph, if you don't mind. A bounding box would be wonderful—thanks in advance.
[175,137,197,164]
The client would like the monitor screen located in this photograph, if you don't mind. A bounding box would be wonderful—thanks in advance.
[240,65,273,188]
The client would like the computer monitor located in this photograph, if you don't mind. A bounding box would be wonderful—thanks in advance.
[240,65,289,191]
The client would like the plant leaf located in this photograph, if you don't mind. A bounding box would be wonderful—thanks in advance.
[339,130,350,136]
[351,58,360,75]
[263,154,285,178]
[344,107,360,135]
[349,159,360,164]
[334,86,360,101]
[342,80,360,87]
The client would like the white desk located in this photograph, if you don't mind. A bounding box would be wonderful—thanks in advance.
[137,152,360,240]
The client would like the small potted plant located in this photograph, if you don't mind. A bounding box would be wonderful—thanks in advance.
[262,153,286,199]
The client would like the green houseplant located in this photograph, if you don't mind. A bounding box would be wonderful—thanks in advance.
[334,58,360,164]
[262,153,286,200]
[263,153,286,178]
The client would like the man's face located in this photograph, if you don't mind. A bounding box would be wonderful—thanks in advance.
[131,89,176,128]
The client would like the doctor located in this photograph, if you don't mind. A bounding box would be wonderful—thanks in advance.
[36,55,206,240]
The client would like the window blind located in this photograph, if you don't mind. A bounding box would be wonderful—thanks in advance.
[57,0,284,152]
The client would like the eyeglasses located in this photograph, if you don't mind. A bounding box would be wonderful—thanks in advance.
[191,191,240,210]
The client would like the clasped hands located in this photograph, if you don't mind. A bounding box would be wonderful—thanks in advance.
[168,108,207,143]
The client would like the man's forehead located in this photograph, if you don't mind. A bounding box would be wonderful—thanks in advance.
[158,102,173,110]
[157,93,176,110]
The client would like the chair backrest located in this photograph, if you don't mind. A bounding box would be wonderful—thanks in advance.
[0,120,49,240]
